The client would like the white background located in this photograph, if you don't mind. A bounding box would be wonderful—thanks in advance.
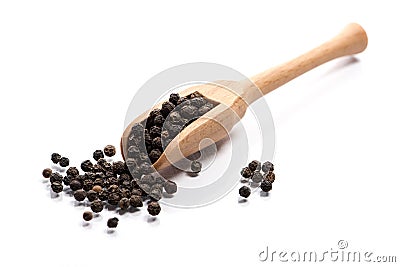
[1,1,399,266]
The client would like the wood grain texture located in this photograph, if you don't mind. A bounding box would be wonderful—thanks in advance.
[121,23,368,171]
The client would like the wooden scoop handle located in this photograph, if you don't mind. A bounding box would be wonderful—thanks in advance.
[243,23,368,104]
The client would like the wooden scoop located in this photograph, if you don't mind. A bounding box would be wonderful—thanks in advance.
[121,23,368,171]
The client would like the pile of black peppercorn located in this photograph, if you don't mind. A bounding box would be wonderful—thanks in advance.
[43,92,215,229]
[239,160,276,199]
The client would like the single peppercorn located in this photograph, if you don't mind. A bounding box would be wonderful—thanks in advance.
[248,160,261,172]
[262,161,274,173]
[73,189,87,202]
[147,201,161,216]
[264,171,275,183]
[129,195,143,207]
[50,172,63,184]
[90,200,104,213]
[190,161,202,173]
[151,137,162,149]
[260,180,272,192]
[93,150,104,161]
[169,93,180,105]
[161,101,175,117]
[149,126,162,138]
[239,186,251,198]
[81,160,93,172]
[164,180,177,194]
[149,149,162,163]
[153,114,165,127]
[66,167,79,177]
[98,189,109,201]
[118,197,130,210]
[86,190,98,202]
[51,153,61,164]
[63,175,73,186]
[251,171,263,183]
[112,161,127,175]
[108,193,121,206]
[82,179,94,191]
[92,185,102,193]
[107,217,119,228]
[83,211,93,221]
[104,145,116,157]
[69,179,83,191]
[131,189,142,196]
[59,157,69,167]
[240,167,253,178]
[42,168,52,178]
[51,182,63,193]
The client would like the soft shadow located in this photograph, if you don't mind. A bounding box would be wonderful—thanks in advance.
[259,191,269,198]
[162,192,174,199]
[42,179,49,184]
[50,191,60,199]
[128,207,141,213]
[81,222,91,228]
[322,56,359,76]
[106,229,116,235]
[249,182,260,188]
[146,216,159,225]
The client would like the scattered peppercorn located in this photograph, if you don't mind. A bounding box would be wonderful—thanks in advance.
[119,197,130,210]
[50,172,63,184]
[164,180,177,194]
[147,201,161,216]
[51,153,61,164]
[191,160,202,173]
[42,168,52,178]
[59,157,70,167]
[81,160,93,172]
[69,179,83,191]
[86,190,98,202]
[239,186,251,198]
[260,181,272,192]
[240,167,252,178]
[129,195,143,207]
[83,211,93,221]
[66,167,79,177]
[169,93,180,105]
[90,200,104,213]
[73,189,86,202]
[107,217,119,228]
[251,171,263,183]
[262,161,274,173]
[51,182,63,193]
[104,145,116,157]
[248,160,261,172]
[93,150,104,161]
[92,185,102,193]
[264,171,275,183]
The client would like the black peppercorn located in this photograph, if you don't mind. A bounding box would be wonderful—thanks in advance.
[59,157,70,167]
[51,153,61,164]
[248,160,261,172]
[51,182,63,193]
[240,167,252,178]
[264,171,275,183]
[151,137,162,149]
[260,180,272,192]
[86,190,98,202]
[93,150,104,161]
[161,101,175,117]
[69,179,83,191]
[83,211,93,221]
[149,126,162,138]
[149,149,162,163]
[190,161,202,173]
[262,161,274,173]
[107,217,119,228]
[153,114,165,127]
[251,171,263,183]
[42,168,52,178]
[239,186,251,198]
[81,160,94,172]
[118,197,130,210]
[112,161,127,175]
[66,167,79,177]
[82,179,94,191]
[131,189,142,196]
[108,193,121,206]
[63,175,73,186]
[129,195,143,207]
[98,189,109,201]
[73,189,87,202]
[147,201,161,216]
[90,200,104,213]
[169,93,180,105]
[164,180,177,194]
[50,172,63,184]
[104,145,116,157]
[176,97,188,105]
